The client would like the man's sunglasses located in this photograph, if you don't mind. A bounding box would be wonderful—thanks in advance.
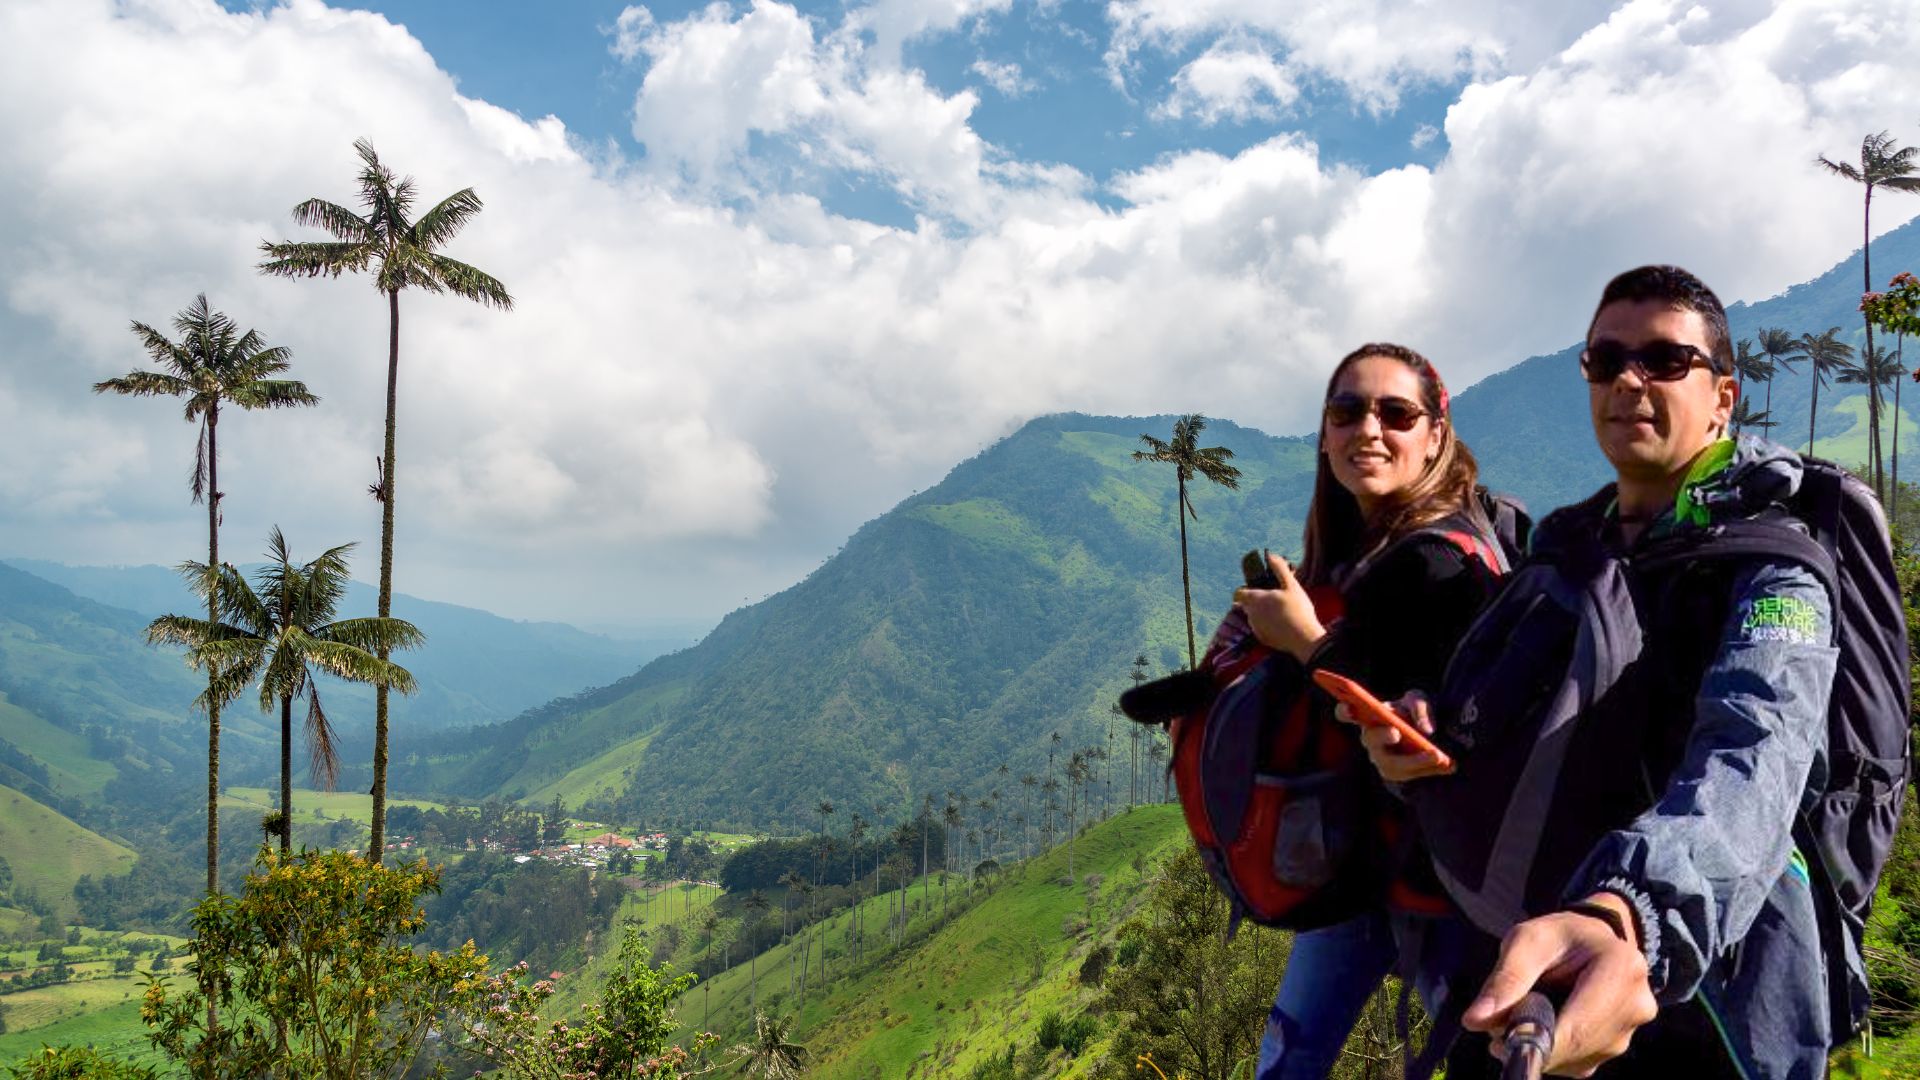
[1580,340,1715,383]
[1323,393,1429,432]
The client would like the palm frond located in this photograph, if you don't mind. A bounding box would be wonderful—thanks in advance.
[422,252,513,309]
[413,188,484,250]
[227,378,320,410]
[303,639,418,695]
[92,369,194,399]
[288,198,373,244]
[318,617,426,656]
[304,683,338,791]
[257,239,376,279]
[1817,155,1864,182]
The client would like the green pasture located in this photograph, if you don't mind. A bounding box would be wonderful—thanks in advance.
[0,999,173,1071]
[0,785,136,922]
[0,695,116,799]
[218,786,445,827]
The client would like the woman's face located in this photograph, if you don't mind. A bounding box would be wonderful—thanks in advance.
[1321,354,1444,517]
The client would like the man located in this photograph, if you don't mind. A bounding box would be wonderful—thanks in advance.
[1362,265,1842,1078]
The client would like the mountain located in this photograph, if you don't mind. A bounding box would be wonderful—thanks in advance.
[5,559,671,734]
[0,783,137,922]
[404,223,1920,831]
[397,415,1319,823]
[1457,216,1920,513]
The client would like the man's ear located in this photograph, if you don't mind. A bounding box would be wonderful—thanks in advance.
[1712,374,1737,434]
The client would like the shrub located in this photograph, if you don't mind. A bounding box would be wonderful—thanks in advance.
[1079,943,1112,987]
[1035,1009,1065,1051]
[5,1047,157,1080]
[1059,1013,1098,1056]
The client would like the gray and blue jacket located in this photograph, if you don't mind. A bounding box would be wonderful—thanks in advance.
[1563,436,1839,1079]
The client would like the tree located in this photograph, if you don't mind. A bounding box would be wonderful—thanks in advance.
[742,890,770,1012]
[1098,847,1287,1080]
[1755,326,1802,431]
[1866,273,1920,520]
[1731,338,1773,436]
[149,530,422,853]
[1798,327,1856,456]
[141,850,492,1080]
[1819,132,1920,492]
[92,295,317,898]
[1729,400,1775,433]
[259,139,513,862]
[731,1012,807,1079]
[1134,415,1242,668]
[700,909,720,1030]
[1839,345,1905,484]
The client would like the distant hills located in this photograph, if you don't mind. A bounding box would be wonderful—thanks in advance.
[402,218,1920,831]
[5,558,672,735]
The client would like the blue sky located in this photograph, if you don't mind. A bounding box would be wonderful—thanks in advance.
[7,0,1920,623]
[263,0,1456,227]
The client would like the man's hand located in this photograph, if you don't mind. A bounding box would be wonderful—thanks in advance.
[1335,691,1451,782]
[1463,895,1658,1078]
[1232,553,1324,663]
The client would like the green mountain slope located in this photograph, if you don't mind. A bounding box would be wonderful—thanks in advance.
[0,784,137,921]
[400,417,1319,827]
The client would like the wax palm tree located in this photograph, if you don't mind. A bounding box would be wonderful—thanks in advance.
[1729,400,1775,433]
[1799,328,1856,456]
[700,908,719,1030]
[1839,345,1904,487]
[1820,132,1920,489]
[150,529,422,853]
[742,890,770,1011]
[733,1012,807,1079]
[1731,339,1773,435]
[1134,415,1242,668]
[93,295,317,897]
[259,139,513,862]
[1755,326,1801,425]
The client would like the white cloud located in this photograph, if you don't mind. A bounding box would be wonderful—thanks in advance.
[1106,0,1630,111]
[1410,123,1439,149]
[2,0,1917,626]
[1155,39,1299,125]
[970,58,1035,97]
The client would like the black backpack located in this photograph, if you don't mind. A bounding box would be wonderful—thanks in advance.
[1119,491,1529,933]
[1415,457,1910,1039]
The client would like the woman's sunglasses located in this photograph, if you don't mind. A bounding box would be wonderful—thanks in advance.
[1579,339,1714,383]
[1323,393,1428,432]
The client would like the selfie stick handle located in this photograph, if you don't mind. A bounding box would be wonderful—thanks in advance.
[1501,992,1557,1080]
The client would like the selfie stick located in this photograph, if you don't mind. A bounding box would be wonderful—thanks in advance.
[1501,992,1557,1080]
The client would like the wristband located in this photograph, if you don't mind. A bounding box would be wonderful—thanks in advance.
[1563,900,1632,946]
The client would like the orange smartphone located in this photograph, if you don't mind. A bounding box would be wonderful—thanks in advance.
[1311,670,1455,773]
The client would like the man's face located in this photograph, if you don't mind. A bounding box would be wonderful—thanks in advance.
[1586,300,1736,482]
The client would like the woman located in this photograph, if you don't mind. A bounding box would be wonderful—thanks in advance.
[1235,342,1512,1080]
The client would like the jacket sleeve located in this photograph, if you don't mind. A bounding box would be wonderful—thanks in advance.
[1565,558,1837,1003]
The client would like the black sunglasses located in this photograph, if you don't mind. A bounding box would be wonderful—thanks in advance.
[1323,393,1428,432]
[1580,339,1715,383]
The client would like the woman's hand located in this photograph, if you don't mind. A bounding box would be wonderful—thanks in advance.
[1335,691,1452,783]
[1231,553,1324,663]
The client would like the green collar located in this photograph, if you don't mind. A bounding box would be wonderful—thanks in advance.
[1605,438,1737,536]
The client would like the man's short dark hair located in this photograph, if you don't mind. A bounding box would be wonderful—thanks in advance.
[1586,265,1734,375]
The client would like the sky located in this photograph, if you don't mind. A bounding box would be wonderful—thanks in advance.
[4,0,1918,631]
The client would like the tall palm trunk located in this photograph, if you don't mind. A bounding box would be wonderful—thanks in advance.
[1176,474,1195,669]
[205,410,222,893]
[1862,186,1884,494]
[279,694,294,853]
[1809,366,1821,457]
[370,288,400,863]
[1896,335,1906,523]
[203,409,222,1039]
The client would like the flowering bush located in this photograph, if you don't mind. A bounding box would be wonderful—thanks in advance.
[451,924,717,1079]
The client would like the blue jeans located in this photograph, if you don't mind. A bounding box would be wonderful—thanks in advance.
[1256,911,1467,1080]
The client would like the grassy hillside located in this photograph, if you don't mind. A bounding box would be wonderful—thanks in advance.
[0,785,136,921]
[640,807,1190,1079]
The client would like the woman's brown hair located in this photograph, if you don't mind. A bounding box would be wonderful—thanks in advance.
[1296,343,1481,586]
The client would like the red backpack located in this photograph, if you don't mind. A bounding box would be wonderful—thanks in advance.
[1120,501,1523,932]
